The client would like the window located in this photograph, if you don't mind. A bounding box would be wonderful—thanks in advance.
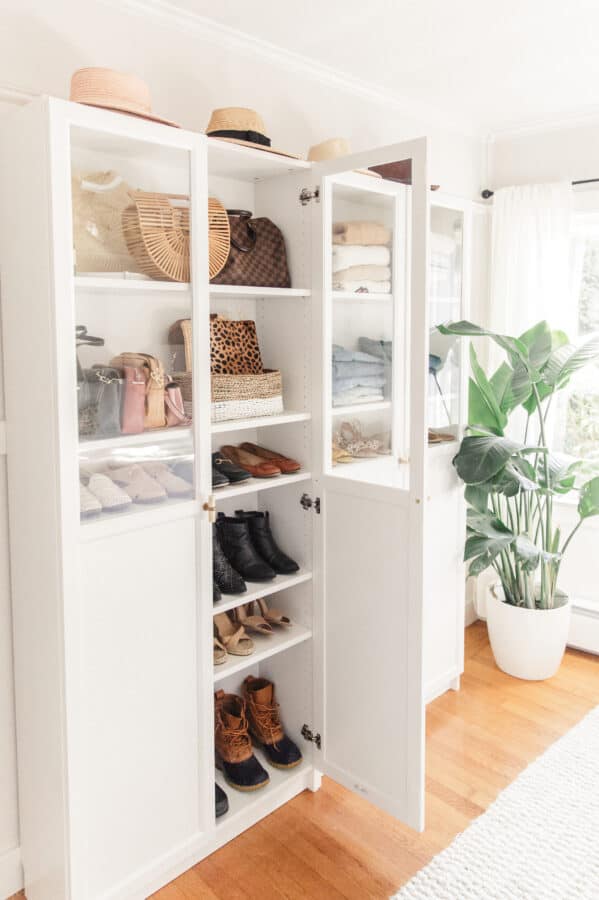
[554,214,599,479]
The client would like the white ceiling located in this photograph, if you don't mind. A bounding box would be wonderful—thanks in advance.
[166,0,599,135]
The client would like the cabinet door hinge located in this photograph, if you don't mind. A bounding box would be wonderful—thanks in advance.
[301,724,321,749]
[299,187,320,205]
[300,493,321,513]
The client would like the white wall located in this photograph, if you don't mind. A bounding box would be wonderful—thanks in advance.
[489,122,599,610]
[0,2,486,896]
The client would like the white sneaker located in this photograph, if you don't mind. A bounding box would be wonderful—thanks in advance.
[80,482,102,518]
[87,473,132,512]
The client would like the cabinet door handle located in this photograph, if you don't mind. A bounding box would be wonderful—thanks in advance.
[203,495,217,523]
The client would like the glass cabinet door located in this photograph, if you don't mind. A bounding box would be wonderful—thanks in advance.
[70,124,200,524]
[428,200,467,440]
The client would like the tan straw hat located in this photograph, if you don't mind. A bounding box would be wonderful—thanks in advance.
[205,107,301,159]
[70,67,179,128]
[307,137,381,177]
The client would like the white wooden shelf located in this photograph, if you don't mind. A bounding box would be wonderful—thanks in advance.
[210,285,310,299]
[332,400,391,416]
[213,570,312,616]
[75,275,190,292]
[80,497,198,542]
[207,138,310,181]
[79,426,192,453]
[215,471,311,501]
[211,411,310,433]
[215,748,312,830]
[213,624,312,683]
[332,290,392,301]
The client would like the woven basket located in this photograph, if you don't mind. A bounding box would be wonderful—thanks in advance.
[122,194,229,282]
[211,369,283,422]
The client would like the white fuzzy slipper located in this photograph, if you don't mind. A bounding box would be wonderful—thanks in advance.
[80,482,102,519]
[142,461,194,498]
[87,473,132,512]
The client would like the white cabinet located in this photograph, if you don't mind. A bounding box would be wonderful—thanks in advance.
[0,98,466,900]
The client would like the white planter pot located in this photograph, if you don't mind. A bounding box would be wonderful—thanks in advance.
[486,585,571,681]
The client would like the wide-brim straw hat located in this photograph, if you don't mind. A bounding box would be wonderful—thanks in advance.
[307,138,381,178]
[206,107,301,159]
[70,68,179,128]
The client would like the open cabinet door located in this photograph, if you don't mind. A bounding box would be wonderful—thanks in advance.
[310,138,429,831]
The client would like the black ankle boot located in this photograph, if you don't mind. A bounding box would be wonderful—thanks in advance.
[234,510,299,575]
[213,527,247,594]
[216,514,276,582]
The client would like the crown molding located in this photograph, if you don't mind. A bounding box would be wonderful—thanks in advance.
[0,84,37,105]
[489,106,599,142]
[99,0,482,140]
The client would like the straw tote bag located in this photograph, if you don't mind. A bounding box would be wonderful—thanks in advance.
[110,352,167,428]
[210,210,291,288]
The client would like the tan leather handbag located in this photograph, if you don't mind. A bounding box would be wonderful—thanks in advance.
[111,352,167,429]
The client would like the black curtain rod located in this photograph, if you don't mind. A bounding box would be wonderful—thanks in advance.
[481,178,599,199]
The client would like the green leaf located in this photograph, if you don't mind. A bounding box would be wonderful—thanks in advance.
[522,379,553,415]
[489,363,513,410]
[468,551,497,577]
[467,509,513,538]
[453,434,521,485]
[493,458,539,496]
[439,321,541,379]
[468,344,507,433]
[537,453,581,495]
[518,321,553,370]
[543,334,599,388]
[514,535,540,573]
[464,484,490,514]
[578,476,599,519]
[465,532,513,562]
[503,360,533,411]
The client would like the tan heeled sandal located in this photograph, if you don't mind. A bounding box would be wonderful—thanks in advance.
[213,612,254,656]
[332,441,353,465]
[213,633,227,666]
[234,603,273,636]
[255,597,292,628]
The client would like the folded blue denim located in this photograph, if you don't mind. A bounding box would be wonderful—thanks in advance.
[333,374,387,392]
[357,337,393,362]
[333,361,386,379]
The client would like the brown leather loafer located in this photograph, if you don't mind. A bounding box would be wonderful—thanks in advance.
[220,445,281,478]
[239,442,301,474]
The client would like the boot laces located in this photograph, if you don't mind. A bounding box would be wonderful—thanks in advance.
[252,699,282,748]
[217,712,251,754]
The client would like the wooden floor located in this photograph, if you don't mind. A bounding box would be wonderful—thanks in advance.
[14,622,599,899]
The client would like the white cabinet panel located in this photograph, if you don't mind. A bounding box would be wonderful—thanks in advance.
[80,519,201,896]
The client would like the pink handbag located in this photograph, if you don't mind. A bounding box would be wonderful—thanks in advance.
[121,366,146,434]
[165,381,191,427]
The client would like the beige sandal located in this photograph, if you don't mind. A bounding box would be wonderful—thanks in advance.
[255,597,292,628]
[213,633,227,666]
[213,612,254,657]
[332,441,353,465]
[234,603,273,636]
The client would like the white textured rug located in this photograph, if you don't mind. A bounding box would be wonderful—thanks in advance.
[393,706,599,899]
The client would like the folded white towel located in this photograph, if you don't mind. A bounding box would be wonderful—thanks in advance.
[332,245,390,272]
[333,280,391,294]
[334,264,391,283]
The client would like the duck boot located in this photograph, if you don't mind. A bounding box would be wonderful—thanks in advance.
[235,510,299,574]
[214,690,269,791]
[216,514,276,582]
[243,675,302,769]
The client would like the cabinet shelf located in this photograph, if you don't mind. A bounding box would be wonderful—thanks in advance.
[210,285,311,299]
[212,570,312,616]
[215,471,311,501]
[332,400,391,416]
[212,411,311,434]
[75,275,190,293]
[207,138,310,181]
[79,426,191,453]
[332,290,392,302]
[213,624,312,683]
[215,747,312,828]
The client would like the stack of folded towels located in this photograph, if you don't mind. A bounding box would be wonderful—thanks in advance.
[332,343,387,407]
[332,220,392,293]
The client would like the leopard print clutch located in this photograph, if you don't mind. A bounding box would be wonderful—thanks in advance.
[210,314,264,375]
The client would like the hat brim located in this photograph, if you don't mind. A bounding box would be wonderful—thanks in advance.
[207,135,302,160]
[75,98,180,129]
[355,168,382,179]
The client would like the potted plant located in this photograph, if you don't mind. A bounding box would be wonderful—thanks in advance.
[439,319,599,680]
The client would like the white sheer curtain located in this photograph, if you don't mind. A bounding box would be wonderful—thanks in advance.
[488,182,574,371]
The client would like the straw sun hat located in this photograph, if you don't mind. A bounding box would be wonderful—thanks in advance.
[307,138,381,177]
[70,67,179,128]
[205,108,301,159]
